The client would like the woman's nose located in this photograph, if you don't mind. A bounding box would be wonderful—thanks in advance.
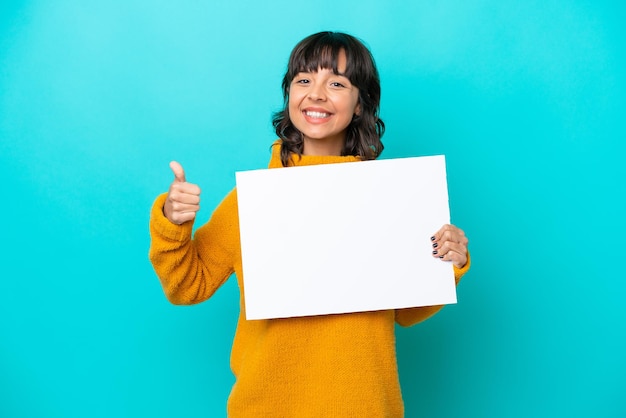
[308,84,326,101]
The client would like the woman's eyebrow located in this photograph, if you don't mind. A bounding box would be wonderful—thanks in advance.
[295,69,349,78]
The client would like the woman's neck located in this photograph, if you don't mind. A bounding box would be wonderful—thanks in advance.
[302,137,345,157]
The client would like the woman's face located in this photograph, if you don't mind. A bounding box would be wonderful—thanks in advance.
[288,50,360,156]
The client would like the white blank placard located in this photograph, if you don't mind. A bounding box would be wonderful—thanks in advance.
[235,155,456,320]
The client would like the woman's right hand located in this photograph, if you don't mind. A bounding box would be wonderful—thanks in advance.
[163,161,201,225]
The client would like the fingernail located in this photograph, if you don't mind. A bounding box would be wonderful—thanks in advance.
[430,236,436,241]
[432,250,438,255]
[439,255,444,259]
[432,243,438,248]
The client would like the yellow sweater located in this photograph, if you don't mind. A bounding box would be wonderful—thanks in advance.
[149,142,470,417]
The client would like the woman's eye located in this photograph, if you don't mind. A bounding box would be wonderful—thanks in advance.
[331,81,346,88]
[295,79,309,84]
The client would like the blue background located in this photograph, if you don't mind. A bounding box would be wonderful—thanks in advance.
[1,1,624,417]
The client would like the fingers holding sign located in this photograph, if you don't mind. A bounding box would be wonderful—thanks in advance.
[164,161,201,225]
[431,224,469,269]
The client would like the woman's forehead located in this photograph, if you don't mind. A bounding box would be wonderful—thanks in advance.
[294,48,349,74]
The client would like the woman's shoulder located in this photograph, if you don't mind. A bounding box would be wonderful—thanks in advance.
[268,139,284,168]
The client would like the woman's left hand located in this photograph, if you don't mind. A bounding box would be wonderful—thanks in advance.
[431,224,469,269]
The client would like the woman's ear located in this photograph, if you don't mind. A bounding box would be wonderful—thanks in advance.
[354,102,361,116]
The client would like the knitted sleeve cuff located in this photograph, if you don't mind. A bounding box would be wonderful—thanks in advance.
[453,251,471,284]
[150,193,194,242]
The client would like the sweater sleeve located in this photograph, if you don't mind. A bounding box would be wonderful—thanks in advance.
[394,252,471,327]
[148,189,239,305]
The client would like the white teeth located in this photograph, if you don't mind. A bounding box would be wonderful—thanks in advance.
[305,111,330,118]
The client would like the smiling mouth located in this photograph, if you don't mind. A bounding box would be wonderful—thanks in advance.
[304,110,331,119]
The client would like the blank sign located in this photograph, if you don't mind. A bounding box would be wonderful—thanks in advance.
[236,155,456,320]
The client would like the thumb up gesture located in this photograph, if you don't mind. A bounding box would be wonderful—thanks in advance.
[163,161,201,225]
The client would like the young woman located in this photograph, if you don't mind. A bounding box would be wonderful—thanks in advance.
[149,31,470,417]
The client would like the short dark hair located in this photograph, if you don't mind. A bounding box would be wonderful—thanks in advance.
[272,31,385,167]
